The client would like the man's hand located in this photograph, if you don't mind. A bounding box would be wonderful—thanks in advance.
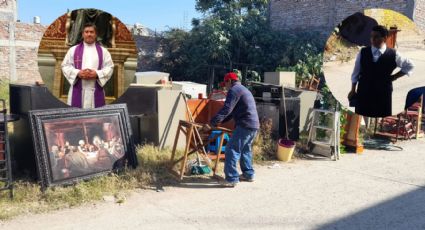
[78,69,97,80]
[86,69,98,79]
[348,90,356,100]
[78,69,89,79]
[201,124,212,132]
[391,71,406,82]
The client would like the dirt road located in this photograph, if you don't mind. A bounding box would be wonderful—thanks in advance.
[2,139,425,230]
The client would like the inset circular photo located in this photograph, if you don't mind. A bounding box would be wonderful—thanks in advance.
[38,8,138,108]
[323,9,425,117]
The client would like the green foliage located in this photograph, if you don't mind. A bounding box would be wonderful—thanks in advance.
[159,29,191,81]
[339,108,349,154]
[276,41,323,87]
[0,78,9,109]
[159,0,325,85]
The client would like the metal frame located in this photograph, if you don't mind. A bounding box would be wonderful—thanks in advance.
[0,99,13,198]
[28,104,137,189]
[307,109,340,161]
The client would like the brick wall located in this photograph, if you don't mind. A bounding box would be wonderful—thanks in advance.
[0,22,9,39]
[0,19,45,83]
[0,0,16,22]
[0,47,10,78]
[269,0,421,37]
[15,46,42,83]
[415,0,425,31]
[15,23,45,41]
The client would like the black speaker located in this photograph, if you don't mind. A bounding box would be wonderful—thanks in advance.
[10,84,69,116]
[9,84,69,178]
[112,86,158,115]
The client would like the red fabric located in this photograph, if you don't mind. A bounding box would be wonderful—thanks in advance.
[56,133,65,147]
[224,72,238,81]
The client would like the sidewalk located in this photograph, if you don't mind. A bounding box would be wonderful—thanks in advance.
[1,139,425,230]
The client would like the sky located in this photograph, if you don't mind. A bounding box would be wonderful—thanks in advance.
[17,0,202,31]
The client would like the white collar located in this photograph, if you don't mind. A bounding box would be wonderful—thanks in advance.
[371,44,387,54]
[83,41,96,47]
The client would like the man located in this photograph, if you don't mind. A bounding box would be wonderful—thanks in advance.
[348,25,414,117]
[77,140,87,153]
[64,146,92,178]
[49,145,60,169]
[204,72,259,187]
[62,23,114,109]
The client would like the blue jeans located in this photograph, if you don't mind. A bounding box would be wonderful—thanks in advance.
[224,126,257,183]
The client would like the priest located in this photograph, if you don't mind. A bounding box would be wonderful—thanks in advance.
[61,23,114,109]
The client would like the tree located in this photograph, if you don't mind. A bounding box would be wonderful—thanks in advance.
[159,0,324,85]
[159,29,190,80]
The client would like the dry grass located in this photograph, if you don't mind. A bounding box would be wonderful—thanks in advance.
[0,126,276,220]
[253,118,277,163]
[0,145,176,220]
[0,79,9,113]
[324,33,359,63]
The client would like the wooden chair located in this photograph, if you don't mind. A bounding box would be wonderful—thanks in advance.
[169,120,232,180]
[299,75,320,91]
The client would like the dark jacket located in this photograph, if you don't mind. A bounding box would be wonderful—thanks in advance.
[210,82,259,130]
[356,46,397,117]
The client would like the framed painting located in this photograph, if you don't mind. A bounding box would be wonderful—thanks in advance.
[29,104,137,188]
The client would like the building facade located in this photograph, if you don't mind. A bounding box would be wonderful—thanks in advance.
[0,0,45,83]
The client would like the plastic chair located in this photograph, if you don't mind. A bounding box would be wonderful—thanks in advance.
[207,131,230,154]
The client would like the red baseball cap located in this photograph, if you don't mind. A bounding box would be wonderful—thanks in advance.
[224,72,238,81]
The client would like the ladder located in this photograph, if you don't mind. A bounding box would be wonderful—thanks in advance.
[307,109,340,160]
[0,99,13,198]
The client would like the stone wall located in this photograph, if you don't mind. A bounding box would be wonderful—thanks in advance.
[269,0,422,36]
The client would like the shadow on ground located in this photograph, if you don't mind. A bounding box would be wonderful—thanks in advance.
[316,187,425,230]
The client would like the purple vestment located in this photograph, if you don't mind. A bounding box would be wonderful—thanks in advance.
[71,42,105,108]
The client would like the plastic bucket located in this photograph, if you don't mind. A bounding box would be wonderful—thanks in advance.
[277,139,295,162]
